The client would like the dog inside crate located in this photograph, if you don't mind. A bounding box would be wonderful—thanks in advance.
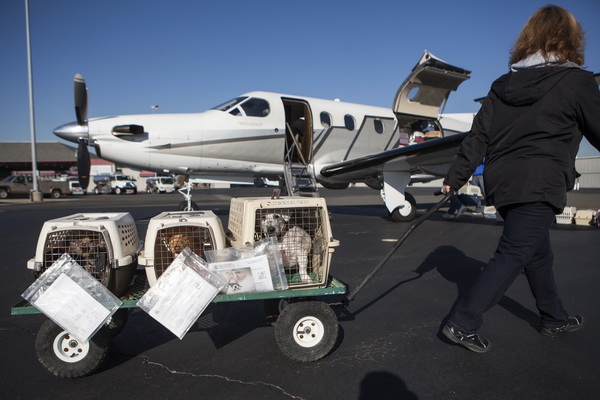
[43,229,110,286]
[254,207,326,284]
[153,225,214,278]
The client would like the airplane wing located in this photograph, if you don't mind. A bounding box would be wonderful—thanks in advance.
[320,131,468,182]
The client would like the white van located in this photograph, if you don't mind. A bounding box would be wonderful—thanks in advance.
[146,177,176,193]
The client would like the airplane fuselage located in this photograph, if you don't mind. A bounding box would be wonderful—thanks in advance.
[55,91,470,185]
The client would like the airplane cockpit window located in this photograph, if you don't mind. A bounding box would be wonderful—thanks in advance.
[320,112,332,128]
[374,119,384,134]
[212,97,248,112]
[344,114,355,131]
[240,98,270,117]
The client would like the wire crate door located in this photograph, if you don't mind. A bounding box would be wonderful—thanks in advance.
[153,225,216,279]
[254,206,328,286]
[43,229,112,286]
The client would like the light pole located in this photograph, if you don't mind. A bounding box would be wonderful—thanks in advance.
[25,0,42,202]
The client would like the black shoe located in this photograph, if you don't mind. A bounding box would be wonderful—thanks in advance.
[540,315,584,337]
[442,324,491,353]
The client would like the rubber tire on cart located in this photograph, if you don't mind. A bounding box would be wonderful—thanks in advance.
[275,301,338,362]
[106,308,128,337]
[35,319,109,378]
[390,192,417,222]
[177,200,199,211]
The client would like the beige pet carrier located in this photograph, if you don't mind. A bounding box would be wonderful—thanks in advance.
[138,210,226,286]
[227,196,339,289]
[27,213,142,296]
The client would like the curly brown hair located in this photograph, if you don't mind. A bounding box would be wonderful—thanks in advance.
[510,5,585,66]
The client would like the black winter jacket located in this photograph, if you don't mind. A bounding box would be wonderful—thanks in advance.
[444,66,600,212]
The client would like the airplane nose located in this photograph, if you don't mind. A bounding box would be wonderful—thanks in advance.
[53,121,88,143]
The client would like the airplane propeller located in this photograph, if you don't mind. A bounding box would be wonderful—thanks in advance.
[74,74,91,189]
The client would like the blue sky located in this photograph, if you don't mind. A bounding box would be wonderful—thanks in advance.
[2,0,599,156]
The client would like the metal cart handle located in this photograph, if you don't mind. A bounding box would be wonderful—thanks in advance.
[342,191,452,305]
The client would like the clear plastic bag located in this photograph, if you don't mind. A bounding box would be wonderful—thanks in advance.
[254,237,289,291]
[21,253,122,343]
[205,237,288,293]
[137,247,227,339]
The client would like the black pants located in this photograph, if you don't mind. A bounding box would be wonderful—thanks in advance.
[448,202,569,333]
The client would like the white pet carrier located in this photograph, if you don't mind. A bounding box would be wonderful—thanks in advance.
[138,210,226,286]
[27,213,142,296]
[227,196,339,289]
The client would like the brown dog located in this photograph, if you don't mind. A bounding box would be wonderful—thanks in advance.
[167,233,191,258]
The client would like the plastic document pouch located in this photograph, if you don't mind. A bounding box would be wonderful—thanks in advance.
[137,248,226,339]
[205,237,288,293]
[22,254,122,343]
[209,254,274,294]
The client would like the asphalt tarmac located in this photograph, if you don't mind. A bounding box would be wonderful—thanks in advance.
[1,187,599,400]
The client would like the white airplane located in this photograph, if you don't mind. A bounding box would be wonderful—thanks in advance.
[54,51,474,221]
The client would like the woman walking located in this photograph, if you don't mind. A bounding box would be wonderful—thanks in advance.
[441,5,600,353]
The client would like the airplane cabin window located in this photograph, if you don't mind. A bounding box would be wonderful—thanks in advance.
[320,112,332,128]
[374,119,384,134]
[344,114,355,131]
[240,98,270,117]
[212,97,248,112]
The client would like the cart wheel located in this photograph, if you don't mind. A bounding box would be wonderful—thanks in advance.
[264,298,290,320]
[390,192,417,222]
[35,320,109,378]
[106,309,129,337]
[275,301,338,362]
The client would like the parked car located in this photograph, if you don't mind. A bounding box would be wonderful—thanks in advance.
[68,180,86,195]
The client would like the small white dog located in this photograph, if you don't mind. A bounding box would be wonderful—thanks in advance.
[260,213,312,282]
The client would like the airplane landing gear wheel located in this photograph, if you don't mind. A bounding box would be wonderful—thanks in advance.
[35,319,109,378]
[177,201,199,211]
[275,301,338,362]
[390,192,417,222]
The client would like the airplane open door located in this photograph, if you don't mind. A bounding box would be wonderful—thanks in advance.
[282,98,313,164]
[281,97,319,196]
[393,50,471,135]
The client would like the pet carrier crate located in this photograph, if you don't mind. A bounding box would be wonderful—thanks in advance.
[138,210,226,286]
[227,196,339,289]
[27,213,142,296]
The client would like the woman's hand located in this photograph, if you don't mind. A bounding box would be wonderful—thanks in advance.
[441,184,452,194]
